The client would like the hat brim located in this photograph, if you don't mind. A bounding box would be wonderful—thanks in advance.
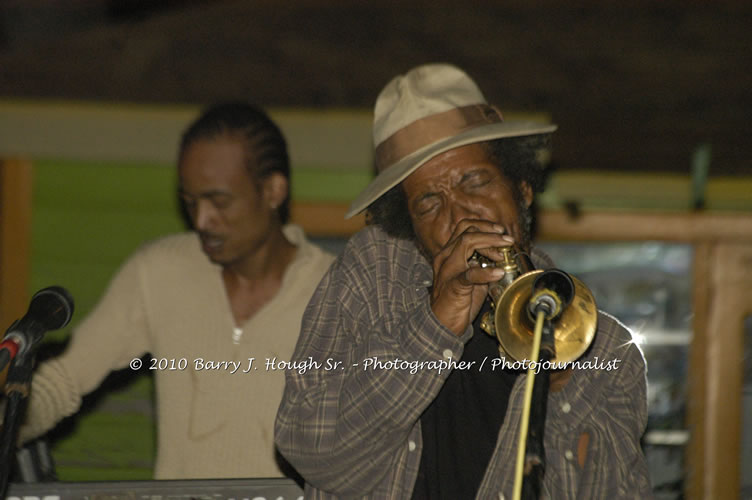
[345,120,557,219]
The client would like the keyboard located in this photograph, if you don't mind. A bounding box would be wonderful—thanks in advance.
[6,477,304,500]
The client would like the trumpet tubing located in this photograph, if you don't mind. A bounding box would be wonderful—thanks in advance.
[476,247,598,364]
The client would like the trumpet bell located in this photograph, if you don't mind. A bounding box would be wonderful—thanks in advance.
[494,270,598,364]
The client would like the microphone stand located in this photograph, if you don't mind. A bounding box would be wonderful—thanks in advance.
[520,318,554,500]
[0,352,34,497]
[0,286,73,495]
[512,269,575,500]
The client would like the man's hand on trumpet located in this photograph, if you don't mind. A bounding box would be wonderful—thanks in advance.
[427,220,515,336]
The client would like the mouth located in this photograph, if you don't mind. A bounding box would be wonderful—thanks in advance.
[199,233,224,255]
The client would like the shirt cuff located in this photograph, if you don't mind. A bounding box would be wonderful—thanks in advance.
[398,299,470,363]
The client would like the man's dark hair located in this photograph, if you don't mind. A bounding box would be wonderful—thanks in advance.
[366,133,551,241]
[179,101,291,224]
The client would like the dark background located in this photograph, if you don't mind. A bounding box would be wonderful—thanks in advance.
[1,0,750,176]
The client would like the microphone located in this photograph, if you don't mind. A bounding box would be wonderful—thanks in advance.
[528,269,575,321]
[0,287,73,494]
[1,286,74,359]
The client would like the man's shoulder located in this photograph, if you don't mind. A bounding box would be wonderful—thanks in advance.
[344,225,421,261]
[283,224,336,268]
[128,232,204,267]
[304,241,337,269]
[138,232,200,252]
[593,310,646,369]
[595,310,636,346]
[331,225,427,289]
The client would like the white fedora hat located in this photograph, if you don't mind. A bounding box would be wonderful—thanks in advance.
[345,63,557,219]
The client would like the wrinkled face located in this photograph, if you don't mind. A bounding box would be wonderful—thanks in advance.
[402,143,532,258]
[178,135,283,266]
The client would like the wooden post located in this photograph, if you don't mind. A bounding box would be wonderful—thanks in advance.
[695,243,752,499]
[687,242,711,499]
[0,158,33,330]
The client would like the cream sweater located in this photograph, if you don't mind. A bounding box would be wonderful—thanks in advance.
[21,225,335,479]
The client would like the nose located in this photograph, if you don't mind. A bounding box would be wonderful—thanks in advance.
[448,195,478,228]
[194,199,215,231]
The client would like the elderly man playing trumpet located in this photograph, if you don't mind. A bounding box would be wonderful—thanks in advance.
[276,64,652,499]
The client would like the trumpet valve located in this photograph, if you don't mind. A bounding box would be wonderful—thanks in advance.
[488,282,505,302]
[480,311,496,337]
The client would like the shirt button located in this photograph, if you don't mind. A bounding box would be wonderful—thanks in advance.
[408,440,416,452]
[565,450,574,460]
[561,402,571,413]
[443,349,453,359]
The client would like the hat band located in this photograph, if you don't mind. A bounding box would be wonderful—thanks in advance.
[374,104,503,172]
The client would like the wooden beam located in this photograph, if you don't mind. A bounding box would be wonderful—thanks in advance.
[291,202,366,237]
[0,158,33,330]
[291,202,752,244]
[538,211,752,243]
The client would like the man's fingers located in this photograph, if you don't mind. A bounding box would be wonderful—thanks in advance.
[433,220,514,269]
[456,232,515,264]
[443,220,506,252]
[470,243,514,264]
[434,231,514,286]
[458,266,506,286]
[448,219,507,243]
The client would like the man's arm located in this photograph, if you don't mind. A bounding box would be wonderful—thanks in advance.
[576,335,653,499]
[20,247,153,442]
[275,230,468,497]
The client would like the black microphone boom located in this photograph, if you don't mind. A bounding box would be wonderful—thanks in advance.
[2,286,74,357]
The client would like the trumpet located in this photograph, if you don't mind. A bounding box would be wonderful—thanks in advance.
[471,246,598,364]
[471,246,600,500]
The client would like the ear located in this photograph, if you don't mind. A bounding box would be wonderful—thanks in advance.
[263,173,289,213]
[519,181,534,208]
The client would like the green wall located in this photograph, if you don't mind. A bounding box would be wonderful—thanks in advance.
[31,160,185,479]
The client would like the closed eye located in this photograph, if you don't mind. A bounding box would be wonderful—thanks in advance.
[179,192,197,209]
[208,193,233,209]
[459,170,493,190]
[179,190,233,211]
[413,193,440,217]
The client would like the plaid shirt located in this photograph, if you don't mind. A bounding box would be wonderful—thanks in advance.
[275,226,653,499]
